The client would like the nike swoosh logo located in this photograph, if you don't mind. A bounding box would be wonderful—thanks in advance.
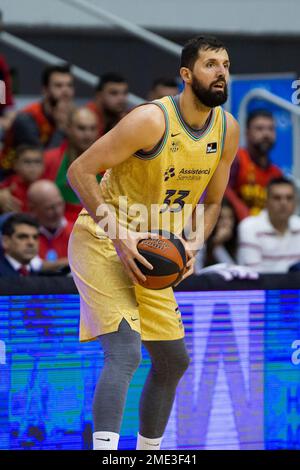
[171,132,180,137]
[131,317,139,322]
[146,443,159,447]
[96,438,110,441]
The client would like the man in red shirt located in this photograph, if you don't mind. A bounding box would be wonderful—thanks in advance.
[0,64,74,174]
[27,180,72,272]
[227,109,282,217]
[86,73,128,136]
[43,107,99,223]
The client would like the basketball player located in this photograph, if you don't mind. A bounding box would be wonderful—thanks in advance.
[67,36,239,450]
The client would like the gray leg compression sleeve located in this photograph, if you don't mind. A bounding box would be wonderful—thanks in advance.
[92,319,190,438]
[139,338,190,439]
[92,319,142,433]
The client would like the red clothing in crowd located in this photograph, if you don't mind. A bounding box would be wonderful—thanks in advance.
[86,101,105,136]
[229,148,282,216]
[43,142,82,224]
[43,142,104,224]
[0,174,30,212]
[39,218,73,260]
[43,141,68,180]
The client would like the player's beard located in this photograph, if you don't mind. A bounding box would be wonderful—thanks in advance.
[191,75,228,108]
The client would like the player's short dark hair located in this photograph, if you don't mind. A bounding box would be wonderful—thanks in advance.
[2,214,40,237]
[151,77,178,89]
[96,73,128,92]
[246,109,274,128]
[180,35,227,70]
[15,144,43,160]
[41,64,72,87]
[267,177,296,195]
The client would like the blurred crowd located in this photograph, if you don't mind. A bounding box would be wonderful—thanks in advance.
[0,54,299,278]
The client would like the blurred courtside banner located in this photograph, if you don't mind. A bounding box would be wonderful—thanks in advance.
[230,74,296,175]
[0,277,300,450]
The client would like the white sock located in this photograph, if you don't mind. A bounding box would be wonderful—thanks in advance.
[136,433,163,450]
[93,431,119,450]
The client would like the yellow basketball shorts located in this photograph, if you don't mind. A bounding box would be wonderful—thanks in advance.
[67,214,185,342]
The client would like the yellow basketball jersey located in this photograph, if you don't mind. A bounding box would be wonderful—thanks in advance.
[86,95,226,236]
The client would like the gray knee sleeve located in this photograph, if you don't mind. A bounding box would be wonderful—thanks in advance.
[139,338,190,438]
[92,319,141,433]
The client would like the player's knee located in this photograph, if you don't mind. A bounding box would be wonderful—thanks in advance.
[126,345,142,373]
[169,350,190,379]
[154,349,190,381]
[108,344,142,377]
[100,318,142,376]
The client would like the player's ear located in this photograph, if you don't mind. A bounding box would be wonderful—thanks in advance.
[180,67,192,84]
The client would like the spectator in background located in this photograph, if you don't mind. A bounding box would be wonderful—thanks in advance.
[0,64,74,175]
[43,107,99,223]
[237,177,300,272]
[195,199,238,271]
[0,213,40,277]
[0,145,44,213]
[0,53,15,140]
[0,54,14,109]
[86,73,128,136]
[27,180,72,272]
[147,77,179,100]
[227,109,282,219]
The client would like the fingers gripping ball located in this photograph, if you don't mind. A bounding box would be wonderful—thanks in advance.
[136,230,187,289]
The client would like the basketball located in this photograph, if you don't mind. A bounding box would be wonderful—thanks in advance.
[136,230,187,289]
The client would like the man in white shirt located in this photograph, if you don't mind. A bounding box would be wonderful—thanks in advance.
[237,177,300,273]
[0,213,40,277]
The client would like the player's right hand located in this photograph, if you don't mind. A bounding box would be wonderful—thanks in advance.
[173,240,196,286]
[112,231,158,285]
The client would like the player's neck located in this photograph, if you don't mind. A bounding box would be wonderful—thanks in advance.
[179,90,212,130]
